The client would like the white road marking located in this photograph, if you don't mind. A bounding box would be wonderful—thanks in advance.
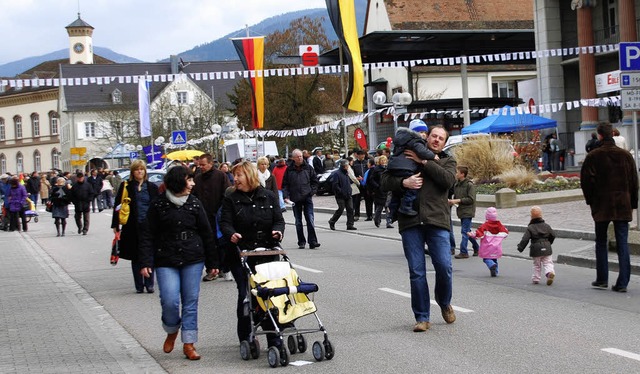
[289,360,313,366]
[290,263,323,273]
[379,287,475,313]
[602,348,640,362]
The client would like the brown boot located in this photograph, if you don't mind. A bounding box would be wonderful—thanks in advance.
[163,332,178,353]
[183,343,201,360]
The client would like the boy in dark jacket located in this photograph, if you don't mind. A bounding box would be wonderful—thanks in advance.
[516,206,556,285]
[387,119,436,218]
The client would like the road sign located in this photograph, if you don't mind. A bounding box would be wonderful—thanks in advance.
[620,72,640,88]
[70,147,87,155]
[621,89,640,110]
[172,130,187,145]
[619,42,640,71]
[129,152,138,159]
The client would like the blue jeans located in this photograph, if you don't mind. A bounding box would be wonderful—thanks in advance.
[595,221,631,288]
[459,218,479,254]
[449,215,456,250]
[292,195,318,246]
[278,190,285,210]
[483,259,498,274]
[400,225,453,322]
[156,262,204,344]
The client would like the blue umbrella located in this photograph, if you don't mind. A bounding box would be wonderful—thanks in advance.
[462,106,557,134]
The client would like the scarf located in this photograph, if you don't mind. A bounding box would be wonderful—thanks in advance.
[258,169,270,188]
[166,190,188,207]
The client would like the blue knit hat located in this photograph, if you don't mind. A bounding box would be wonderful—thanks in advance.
[409,119,428,133]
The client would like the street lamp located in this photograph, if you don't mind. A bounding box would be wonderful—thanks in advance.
[211,124,222,161]
[373,91,413,134]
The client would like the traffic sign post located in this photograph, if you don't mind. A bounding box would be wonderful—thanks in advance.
[619,42,640,229]
[171,130,187,145]
[129,152,138,159]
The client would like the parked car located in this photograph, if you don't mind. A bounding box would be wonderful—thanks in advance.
[118,169,166,187]
[316,167,338,196]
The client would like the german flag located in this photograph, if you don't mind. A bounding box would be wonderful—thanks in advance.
[326,0,364,112]
[232,37,265,129]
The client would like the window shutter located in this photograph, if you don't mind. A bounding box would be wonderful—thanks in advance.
[188,91,195,104]
[170,93,177,105]
[77,123,85,139]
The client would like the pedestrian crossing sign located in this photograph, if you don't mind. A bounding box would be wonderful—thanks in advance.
[171,130,187,145]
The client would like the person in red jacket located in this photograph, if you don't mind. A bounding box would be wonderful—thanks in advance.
[271,158,287,212]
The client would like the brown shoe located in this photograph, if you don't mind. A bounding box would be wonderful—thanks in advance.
[163,332,178,353]
[454,253,469,259]
[183,343,201,360]
[413,321,431,332]
[441,305,456,324]
[546,272,555,286]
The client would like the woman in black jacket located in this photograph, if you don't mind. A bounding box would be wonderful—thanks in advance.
[220,160,285,348]
[111,160,159,294]
[139,165,219,361]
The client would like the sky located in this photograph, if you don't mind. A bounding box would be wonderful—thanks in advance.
[0,0,329,65]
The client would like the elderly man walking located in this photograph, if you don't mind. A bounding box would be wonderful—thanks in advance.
[382,125,457,332]
[283,149,320,249]
[581,122,638,293]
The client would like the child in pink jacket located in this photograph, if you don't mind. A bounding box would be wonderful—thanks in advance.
[468,207,509,277]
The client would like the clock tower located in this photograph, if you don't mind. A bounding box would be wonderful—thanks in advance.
[66,13,94,64]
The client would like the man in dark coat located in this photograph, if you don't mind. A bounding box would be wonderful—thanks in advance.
[68,172,94,235]
[192,153,231,281]
[328,159,356,231]
[581,122,638,293]
[282,149,320,249]
[351,150,368,221]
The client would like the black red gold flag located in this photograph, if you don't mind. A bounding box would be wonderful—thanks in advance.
[232,37,265,129]
[325,0,364,112]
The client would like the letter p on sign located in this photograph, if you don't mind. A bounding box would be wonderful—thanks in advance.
[620,42,640,71]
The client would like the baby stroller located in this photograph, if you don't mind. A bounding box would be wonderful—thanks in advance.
[23,198,39,223]
[238,246,334,368]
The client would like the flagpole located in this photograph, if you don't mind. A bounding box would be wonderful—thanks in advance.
[339,43,348,158]
[146,72,154,165]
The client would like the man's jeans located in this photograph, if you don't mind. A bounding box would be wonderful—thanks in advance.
[595,221,631,288]
[292,195,318,246]
[156,262,204,344]
[459,217,479,254]
[400,225,453,322]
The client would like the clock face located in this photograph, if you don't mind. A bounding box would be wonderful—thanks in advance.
[73,42,84,54]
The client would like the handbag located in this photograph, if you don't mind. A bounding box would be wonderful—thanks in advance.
[350,183,360,195]
[110,231,120,266]
[117,182,130,225]
[45,200,53,212]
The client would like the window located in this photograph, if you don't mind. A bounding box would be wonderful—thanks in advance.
[0,154,5,174]
[14,116,22,139]
[491,81,516,98]
[0,118,5,140]
[16,152,23,173]
[177,91,188,105]
[604,0,617,38]
[112,89,122,104]
[167,117,179,131]
[32,113,40,137]
[33,150,41,172]
[85,122,96,138]
[49,111,59,135]
[52,149,60,170]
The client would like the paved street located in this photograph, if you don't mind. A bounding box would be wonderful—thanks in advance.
[1,201,639,373]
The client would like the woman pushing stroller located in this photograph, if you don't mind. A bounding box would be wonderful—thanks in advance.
[220,160,286,348]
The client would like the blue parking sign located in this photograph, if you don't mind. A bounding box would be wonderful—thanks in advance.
[619,42,640,71]
[172,130,187,145]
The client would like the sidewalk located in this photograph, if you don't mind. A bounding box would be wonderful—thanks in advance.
[310,195,640,275]
[0,231,165,374]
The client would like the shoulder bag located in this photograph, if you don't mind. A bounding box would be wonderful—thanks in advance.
[118,182,130,225]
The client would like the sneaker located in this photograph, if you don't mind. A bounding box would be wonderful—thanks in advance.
[202,273,217,282]
[223,272,234,281]
[532,280,540,285]
[413,321,430,332]
[591,281,608,289]
[397,206,418,216]
[612,285,627,293]
[490,264,497,277]
[454,253,469,259]
[546,272,555,286]
[328,221,335,230]
[441,305,456,324]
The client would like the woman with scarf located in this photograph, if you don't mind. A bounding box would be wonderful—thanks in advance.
[51,177,71,236]
[257,156,278,197]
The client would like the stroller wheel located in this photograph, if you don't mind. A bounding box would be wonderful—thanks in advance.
[287,335,297,354]
[297,334,307,353]
[250,339,260,359]
[312,341,325,361]
[267,346,280,368]
[34,217,39,223]
[239,341,251,361]
[278,345,290,367]
[324,339,335,360]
